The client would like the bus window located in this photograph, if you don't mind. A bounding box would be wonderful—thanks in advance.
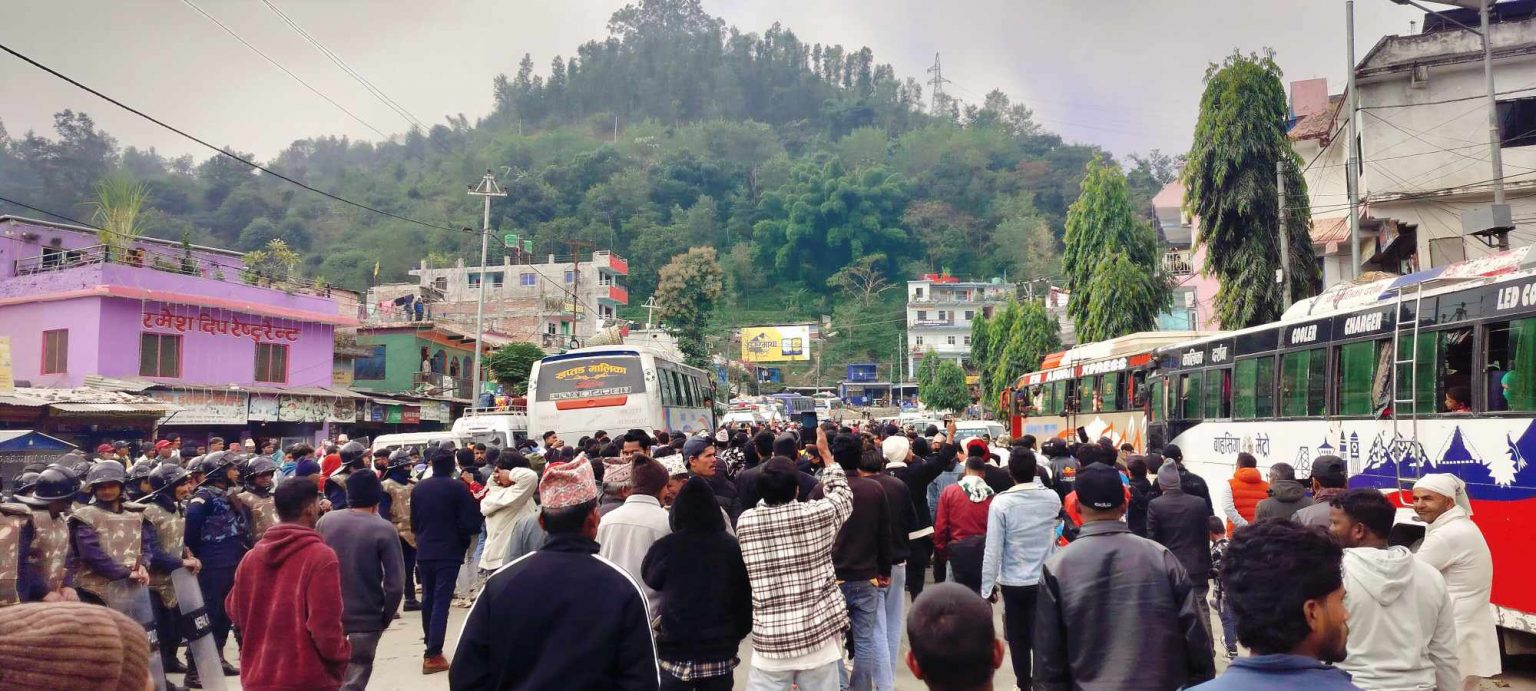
[1280,348,1326,417]
[1064,379,1079,413]
[1336,340,1388,416]
[1234,356,1275,420]
[1085,376,1103,412]
[1395,329,1473,414]
[1486,318,1536,412]
[1150,378,1165,422]
[1180,371,1203,420]
[1203,368,1230,419]
[1100,372,1123,412]
[1130,370,1147,408]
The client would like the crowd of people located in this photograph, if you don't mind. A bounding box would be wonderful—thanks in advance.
[0,417,1508,691]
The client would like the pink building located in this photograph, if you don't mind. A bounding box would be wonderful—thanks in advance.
[1152,181,1224,331]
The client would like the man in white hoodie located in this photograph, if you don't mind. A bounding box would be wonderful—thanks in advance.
[1328,489,1460,691]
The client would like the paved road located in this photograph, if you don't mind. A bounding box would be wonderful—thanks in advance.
[184,593,1534,691]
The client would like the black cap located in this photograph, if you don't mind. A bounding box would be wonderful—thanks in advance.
[345,469,384,508]
[1310,455,1347,483]
[1076,464,1126,510]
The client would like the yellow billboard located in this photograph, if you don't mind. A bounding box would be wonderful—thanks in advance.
[740,325,811,362]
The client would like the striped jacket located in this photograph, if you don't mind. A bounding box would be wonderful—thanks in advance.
[736,463,853,660]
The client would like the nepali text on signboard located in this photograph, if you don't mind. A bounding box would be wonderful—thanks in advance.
[739,325,812,363]
[141,308,303,343]
[535,356,647,402]
[152,390,249,426]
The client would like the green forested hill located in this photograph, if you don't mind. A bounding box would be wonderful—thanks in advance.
[0,0,1176,364]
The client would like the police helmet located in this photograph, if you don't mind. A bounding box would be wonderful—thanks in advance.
[127,462,155,484]
[13,470,41,496]
[19,467,80,505]
[338,440,368,466]
[147,463,192,494]
[83,462,127,489]
[193,451,235,477]
[243,457,278,479]
[387,448,414,469]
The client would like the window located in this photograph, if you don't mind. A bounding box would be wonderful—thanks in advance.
[520,272,536,286]
[563,271,574,283]
[1280,348,1327,417]
[139,333,181,378]
[938,310,947,320]
[1234,356,1275,419]
[946,336,956,345]
[964,310,975,320]
[1063,378,1079,413]
[916,336,924,345]
[1336,340,1388,416]
[354,345,387,380]
[433,277,447,291]
[1180,371,1203,419]
[1150,379,1166,422]
[1497,97,1536,148]
[1131,370,1148,408]
[917,310,928,321]
[255,343,288,383]
[1099,373,1122,412]
[41,329,67,374]
[1487,318,1536,412]
[467,273,480,288]
[963,336,971,346]
[1203,368,1230,419]
[1395,329,1473,414]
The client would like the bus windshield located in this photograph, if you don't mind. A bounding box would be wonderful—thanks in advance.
[535,354,647,404]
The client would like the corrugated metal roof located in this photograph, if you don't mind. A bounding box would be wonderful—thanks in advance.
[50,402,172,414]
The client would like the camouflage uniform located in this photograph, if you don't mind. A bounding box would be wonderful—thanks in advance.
[25,506,70,597]
[69,503,147,593]
[140,502,186,608]
[0,504,30,606]
[231,489,277,543]
[382,478,416,547]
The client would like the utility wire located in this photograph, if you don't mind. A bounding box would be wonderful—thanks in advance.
[257,0,428,131]
[0,40,463,235]
[177,0,392,139]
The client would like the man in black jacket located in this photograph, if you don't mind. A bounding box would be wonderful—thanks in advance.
[1149,445,1214,516]
[410,451,482,674]
[1147,462,1216,640]
[1126,456,1152,537]
[863,438,916,676]
[451,455,658,690]
[883,433,947,600]
[1035,464,1214,690]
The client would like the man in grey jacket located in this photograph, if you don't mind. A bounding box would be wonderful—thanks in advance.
[980,447,1061,683]
[1291,456,1348,529]
[1255,462,1315,522]
[1034,464,1215,690]
[316,470,405,691]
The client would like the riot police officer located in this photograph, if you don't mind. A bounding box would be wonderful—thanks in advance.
[142,463,201,678]
[14,465,77,603]
[68,462,181,604]
[184,452,245,676]
[324,440,368,510]
[232,457,279,543]
[0,489,29,607]
[126,462,155,501]
[381,447,420,612]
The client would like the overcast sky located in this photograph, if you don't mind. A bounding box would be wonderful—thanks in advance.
[0,0,1420,163]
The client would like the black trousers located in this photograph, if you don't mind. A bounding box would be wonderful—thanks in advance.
[1000,584,1039,687]
[906,536,933,600]
[660,671,733,690]
[401,538,418,603]
[197,565,237,653]
[150,590,183,669]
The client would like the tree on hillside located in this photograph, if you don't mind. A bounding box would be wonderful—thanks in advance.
[1184,50,1319,328]
[752,157,908,287]
[487,342,547,394]
[1063,155,1171,342]
[827,253,895,308]
[655,246,725,368]
[968,313,995,397]
[924,360,970,414]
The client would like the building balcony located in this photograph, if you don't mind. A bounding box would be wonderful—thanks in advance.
[414,372,472,399]
[599,284,629,304]
[592,251,629,276]
[1163,249,1194,277]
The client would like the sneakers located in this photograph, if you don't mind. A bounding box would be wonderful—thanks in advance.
[422,655,451,675]
[1225,648,1239,660]
[403,600,422,612]
[220,657,240,676]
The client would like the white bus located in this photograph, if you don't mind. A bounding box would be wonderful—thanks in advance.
[527,345,716,441]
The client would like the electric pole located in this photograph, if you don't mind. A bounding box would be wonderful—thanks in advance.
[1278,162,1292,307]
[1345,0,1363,278]
[927,53,951,116]
[562,239,593,346]
[468,170,506,409]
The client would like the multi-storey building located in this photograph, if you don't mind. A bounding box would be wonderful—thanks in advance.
[905,274,1016,373]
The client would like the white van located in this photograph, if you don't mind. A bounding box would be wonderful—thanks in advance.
[452,409,530,449]
[371,431,466,453]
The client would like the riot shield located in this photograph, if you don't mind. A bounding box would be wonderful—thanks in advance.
[170,568,229,691]
[103,579,168,691]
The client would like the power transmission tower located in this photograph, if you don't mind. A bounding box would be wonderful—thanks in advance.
[926,53,951,116]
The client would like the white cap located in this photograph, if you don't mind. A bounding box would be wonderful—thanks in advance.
[661,456,688,478]
[338,434,349,443]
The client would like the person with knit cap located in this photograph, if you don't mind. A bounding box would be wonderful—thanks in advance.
[642,475,752,689]
[1148,460,1216,638]
[316,470,404,691]
[452,454,658,690]
[477,450,538,574]
[227,478,351,691]
[0,602,152,690]
[599,453,674,612]
[410,450,482,674]
[1412,473,1500,687]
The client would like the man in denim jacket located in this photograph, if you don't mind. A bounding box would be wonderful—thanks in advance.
[979,447,1061,683]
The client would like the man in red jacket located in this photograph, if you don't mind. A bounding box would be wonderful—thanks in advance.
[227,478,352,691]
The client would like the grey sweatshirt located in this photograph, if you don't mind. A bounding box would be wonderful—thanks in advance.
[317,508,405,634]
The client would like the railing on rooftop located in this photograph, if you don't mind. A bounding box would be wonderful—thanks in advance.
[12,243,335,296]
[1163,249,1194,277]
[414,372,472,400]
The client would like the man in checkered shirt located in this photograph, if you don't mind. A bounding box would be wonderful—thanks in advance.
[736,427,853,690]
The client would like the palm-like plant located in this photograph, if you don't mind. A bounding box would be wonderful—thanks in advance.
[90,173,150,259]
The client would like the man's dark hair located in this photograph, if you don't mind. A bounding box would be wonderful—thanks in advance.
[1163,443,1183,462]
[623,429,653,451]
[594,430,607,440]
[1269,462,1297,482]
[907,583,996,690]
[964,456,988,473]
[1207,515,1225,535]
[209,436,224,447]
[1128,456,1148,479]
[455,448,476,469]
[752,431,774,458]
[911,436,932,458]
[1006,448,1038,484]
[542,430,557,442]
[758,457,799,505]
[1331,489,1394,539]
[1223,520,1344,656]
[541,499,596,534]
[924,424,940,437]
[474,442,487,452]
[656,430,670,445]
[1236,452,1257,469]
[430,451,456,477]
[1019,434,1036,451]
[1447,385,1471,408]
[274,477,320,522]
[830,433,862,472]
[290,443,314,459]
[857,449,884,474]
[1120,443,1134,453]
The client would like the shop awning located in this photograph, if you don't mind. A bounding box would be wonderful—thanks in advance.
[50,402,174,415]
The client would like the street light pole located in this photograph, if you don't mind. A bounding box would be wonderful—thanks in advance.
[468,170,506,410]
[1481,2,1508,215]
[1346,0,1364,278]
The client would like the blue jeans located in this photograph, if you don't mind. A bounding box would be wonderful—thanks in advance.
[418,559,460,657]
[1218,591,1238,653]
[839,580,893,691]
[882,567,906,676]
[747,659,840,690]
